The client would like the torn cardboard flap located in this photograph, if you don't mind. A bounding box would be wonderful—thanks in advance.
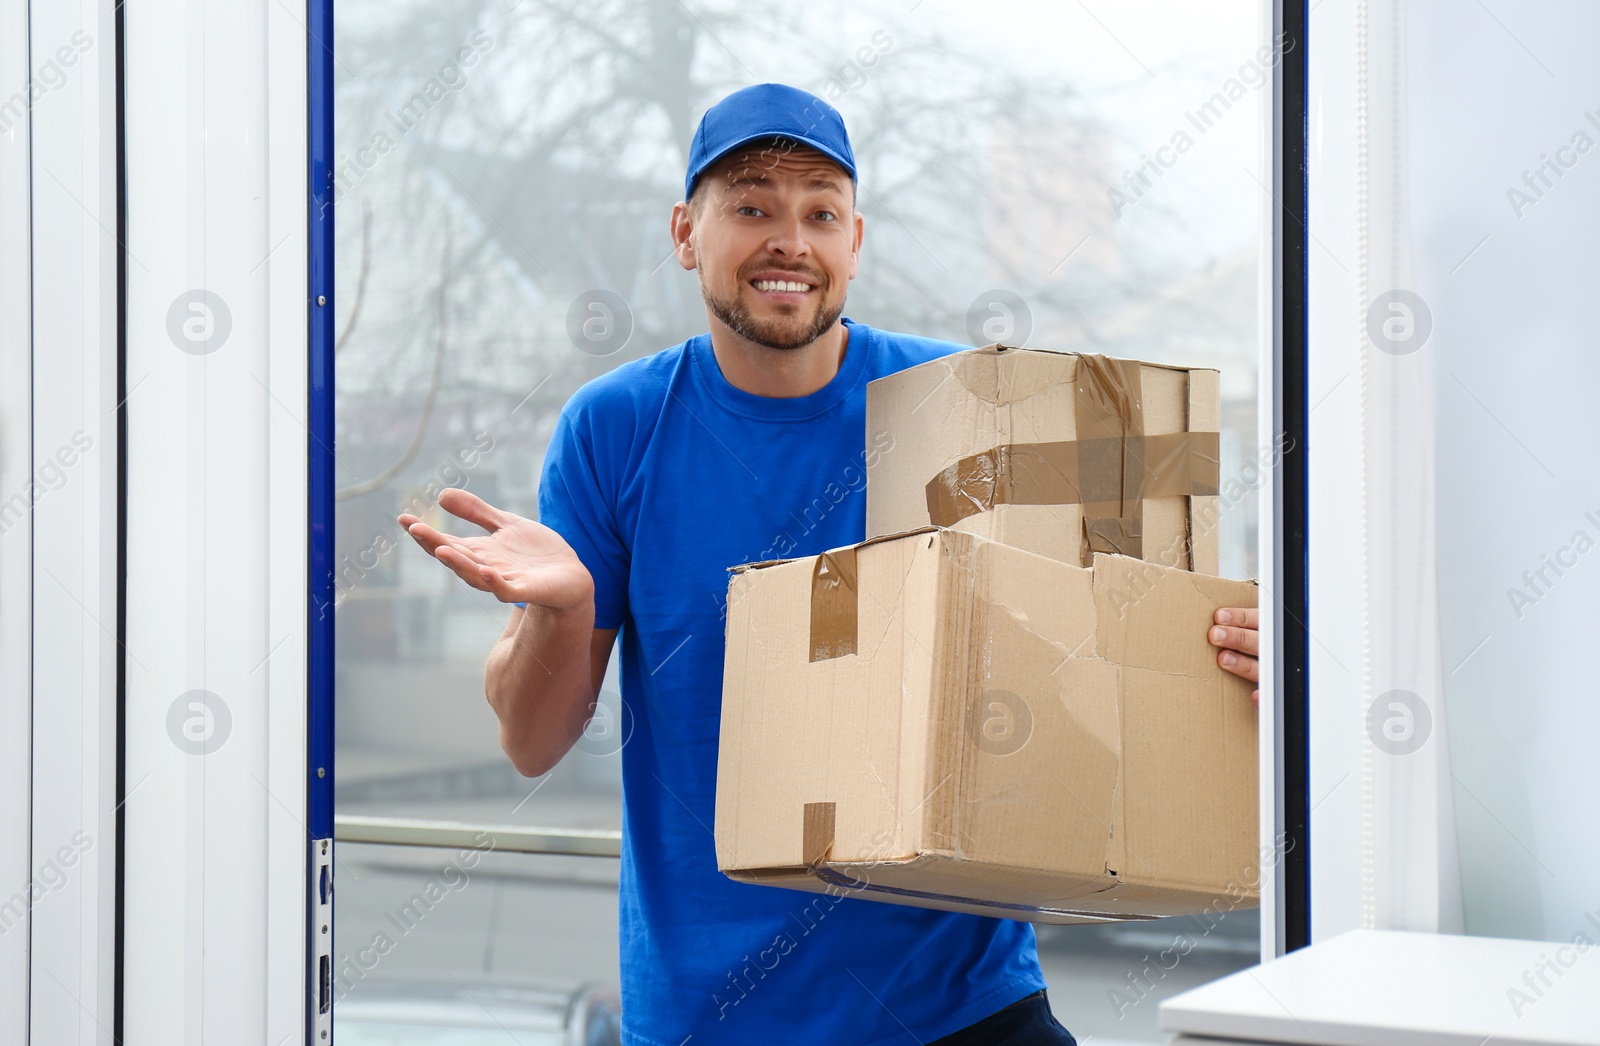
[728,525,940,576]
[716,527,1260,924]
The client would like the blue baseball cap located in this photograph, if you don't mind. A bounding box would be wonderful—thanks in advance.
[684,83,857,201]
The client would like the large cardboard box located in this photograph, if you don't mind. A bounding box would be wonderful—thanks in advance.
[715,527,1259,923]
[866,346,1222,574]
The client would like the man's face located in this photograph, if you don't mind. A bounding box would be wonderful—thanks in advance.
[673,142,863,352]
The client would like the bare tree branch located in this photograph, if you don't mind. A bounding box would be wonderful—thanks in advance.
[337,220,452,501]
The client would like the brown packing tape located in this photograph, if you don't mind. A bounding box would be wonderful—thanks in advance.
[926,434,1221,525]
[924,431,1222,565]
[925,441,1081,527]
[1074,355,1144,562]
[808,548,858,662]
[919,353,1220,568]
[803,801,836,867]
[1155,431,1221,497]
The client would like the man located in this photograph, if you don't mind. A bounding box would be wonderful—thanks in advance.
[400,83,1262,1046]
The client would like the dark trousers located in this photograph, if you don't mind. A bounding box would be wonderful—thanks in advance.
[929,989,1077,1045]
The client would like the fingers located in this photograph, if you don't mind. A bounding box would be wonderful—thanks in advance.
[398,489,520,545]
[1208,622,1259,659]
[438,487,514,534]
[399,516,452,556]
[1216,646,1260,683]
[1214,606,1259,630]
[1210,606,1260,695]
[400,517,488,574]
[398,498,523,600]
[399,518,517,598]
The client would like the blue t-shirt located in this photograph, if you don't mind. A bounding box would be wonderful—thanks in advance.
[531,317,1046,1046]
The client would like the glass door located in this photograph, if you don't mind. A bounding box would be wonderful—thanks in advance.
[330,2,1276,1041]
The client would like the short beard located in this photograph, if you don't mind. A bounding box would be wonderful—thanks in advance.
[701,275,844,352]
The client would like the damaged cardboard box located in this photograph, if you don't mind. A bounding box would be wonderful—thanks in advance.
[715,527,1259,923]
[866,346,1223,575]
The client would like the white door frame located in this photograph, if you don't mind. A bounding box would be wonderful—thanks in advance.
[0,0,41,1036]
[3,1,317,1041]
[21,0,122,1042]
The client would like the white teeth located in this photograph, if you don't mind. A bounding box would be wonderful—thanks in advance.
[753,279,812,293]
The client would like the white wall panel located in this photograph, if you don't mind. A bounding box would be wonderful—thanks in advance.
[27,0,121,1042]
[122,0,308,1041]
[0,0,36,1035]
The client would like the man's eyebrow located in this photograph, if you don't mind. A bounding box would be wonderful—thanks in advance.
[805,176,848,195]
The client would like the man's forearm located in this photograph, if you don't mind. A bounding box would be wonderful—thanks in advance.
[485,595,597,777]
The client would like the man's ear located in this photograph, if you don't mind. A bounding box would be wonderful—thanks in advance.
[848,210,864,281]
[670,201,697,272]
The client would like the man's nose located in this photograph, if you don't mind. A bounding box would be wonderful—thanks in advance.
[765,215,809,257]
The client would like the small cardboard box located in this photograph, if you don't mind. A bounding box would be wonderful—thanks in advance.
[866,346,1222,574]
[715,527,1259,923]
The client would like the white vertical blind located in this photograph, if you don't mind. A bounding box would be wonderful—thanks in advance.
[1409,0,1600,943]
[1352,0,1464,937]
[1311,0,1597,945]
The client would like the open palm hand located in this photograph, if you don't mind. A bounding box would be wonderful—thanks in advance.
[398,487,593,611]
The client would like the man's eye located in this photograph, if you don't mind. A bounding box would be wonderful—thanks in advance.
[813,211,837,222]
[736,206,764,217]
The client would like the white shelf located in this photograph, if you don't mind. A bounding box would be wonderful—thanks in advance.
[1160,929,1600,1046]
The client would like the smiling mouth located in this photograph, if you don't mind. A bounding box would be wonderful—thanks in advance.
[750,278,816,293]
